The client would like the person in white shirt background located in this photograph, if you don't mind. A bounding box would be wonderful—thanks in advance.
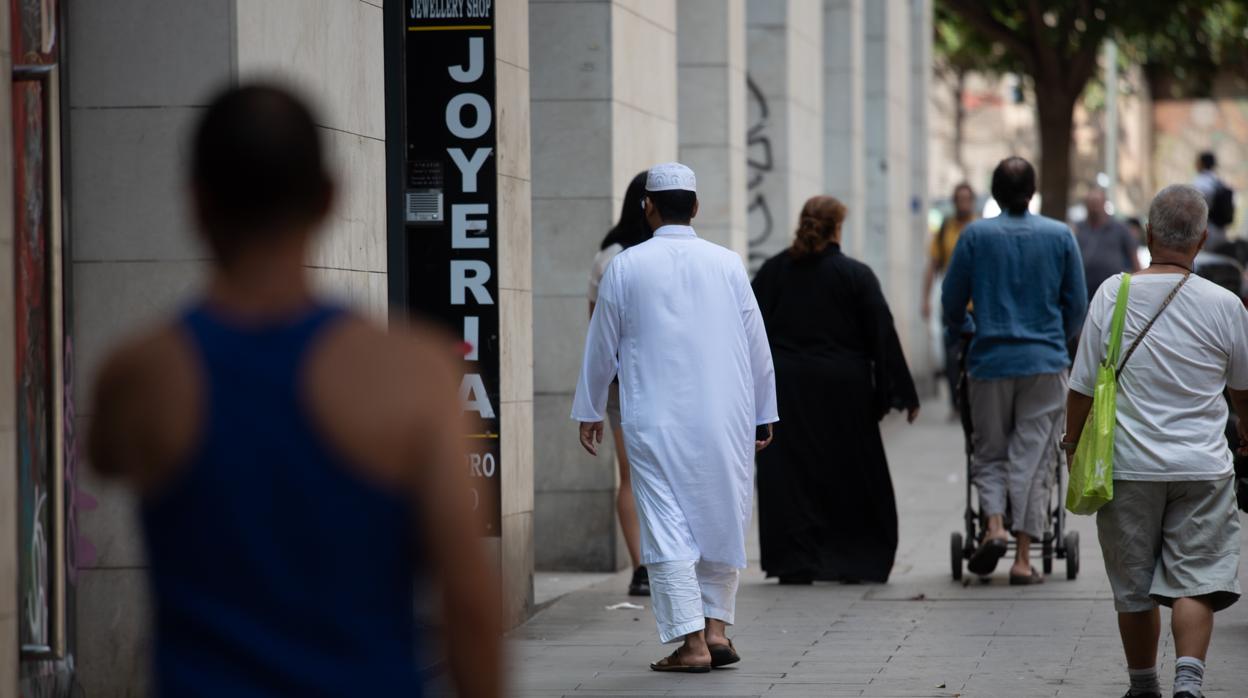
[572,162,778,673]
[1064,184,1248,698]
[587,170,654,597]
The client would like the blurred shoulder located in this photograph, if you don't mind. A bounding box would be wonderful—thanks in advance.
[95,320,197,404]
[305,310,467,489]
[961,217,995,235]
[1033,214,1075,237]
[318,311,463,395]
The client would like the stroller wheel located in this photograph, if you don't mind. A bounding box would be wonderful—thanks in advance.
[950,532,964,581]
[1042,536,1053,575]
[1064,531,1080,580]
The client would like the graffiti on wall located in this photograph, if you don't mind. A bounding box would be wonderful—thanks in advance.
[746,75,775,274]
[15,73,53,662]
[65,336,97,583]
[14,0,80,694]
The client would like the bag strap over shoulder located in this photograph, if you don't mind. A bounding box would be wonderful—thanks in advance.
[1104,273,1132,368]
[1115,272,1190,380]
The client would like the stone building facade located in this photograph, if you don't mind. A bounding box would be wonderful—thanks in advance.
[0,1,934,693]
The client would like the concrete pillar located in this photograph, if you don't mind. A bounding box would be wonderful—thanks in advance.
[0,4,17,693]
[823,0,865,257]
[235,0,389,317]
[909,0,934,385]
[863,0,912,331]
[746,0,824,273]
[530,1,678,571]
[495,0,537,628]
[69,3,229,691]
[678,0,748,257]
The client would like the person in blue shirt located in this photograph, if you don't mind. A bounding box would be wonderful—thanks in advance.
[942,156,1088,584]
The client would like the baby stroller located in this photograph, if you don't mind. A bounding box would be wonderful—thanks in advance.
[949,342,1080,581]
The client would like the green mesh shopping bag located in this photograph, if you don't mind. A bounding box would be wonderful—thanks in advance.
[1066,274,1131,515]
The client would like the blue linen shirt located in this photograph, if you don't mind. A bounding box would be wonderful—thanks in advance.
[941,211,1088,380]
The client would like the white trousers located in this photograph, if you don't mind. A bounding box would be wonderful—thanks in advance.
[647,559,740,644]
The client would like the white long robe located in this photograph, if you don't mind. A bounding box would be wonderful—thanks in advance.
[571,225,778,569]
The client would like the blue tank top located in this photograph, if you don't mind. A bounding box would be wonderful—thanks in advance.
[140,304,423,697]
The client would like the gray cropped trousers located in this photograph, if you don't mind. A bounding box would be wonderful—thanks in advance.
[968,372,1067,540]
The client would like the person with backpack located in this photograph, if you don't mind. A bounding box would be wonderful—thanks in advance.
[1193,151,1234,247]
[922,182,978,414]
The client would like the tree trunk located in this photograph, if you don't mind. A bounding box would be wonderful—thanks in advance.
[1035,85,1076,221]
[953,69,967,181]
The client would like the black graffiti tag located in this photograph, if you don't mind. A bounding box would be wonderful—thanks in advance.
[746,75,774,273]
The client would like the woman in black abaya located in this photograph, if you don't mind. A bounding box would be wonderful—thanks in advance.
[753,195,920,584]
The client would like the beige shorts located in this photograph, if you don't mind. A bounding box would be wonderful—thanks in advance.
[1097,477,1242,613]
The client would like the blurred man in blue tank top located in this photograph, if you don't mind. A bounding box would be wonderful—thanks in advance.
[87,85,502,697]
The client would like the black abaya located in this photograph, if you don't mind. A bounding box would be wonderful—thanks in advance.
[752,243,919,583]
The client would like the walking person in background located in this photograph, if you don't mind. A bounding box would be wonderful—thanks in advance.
[752,196,919,585]
[573,163,778,673]
[589,171,654,597]
[1065,185,1247,698]
[942,156,1088,585]
[1076,186,1140,298]
[922,183,978,416]
[1193,151,1234,248]
[87,85,501,697]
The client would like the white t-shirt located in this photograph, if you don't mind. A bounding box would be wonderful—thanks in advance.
[1071,273,1248,480]
[588,242,623,304]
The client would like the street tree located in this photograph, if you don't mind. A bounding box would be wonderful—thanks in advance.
[938,0,1248,219]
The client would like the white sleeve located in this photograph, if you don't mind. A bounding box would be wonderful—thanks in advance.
[1069,279,1109,396]
[572,260,622,422]
[1225,298,1248,390]
[738,265,778,424]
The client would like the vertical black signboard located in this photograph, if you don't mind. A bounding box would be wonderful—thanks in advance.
[388,0,500,536]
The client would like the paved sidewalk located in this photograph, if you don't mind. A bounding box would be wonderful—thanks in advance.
[507,411,1248,697]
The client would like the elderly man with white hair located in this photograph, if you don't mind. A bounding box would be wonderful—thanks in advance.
[572,162,778,673]
[1065,184,1248,698]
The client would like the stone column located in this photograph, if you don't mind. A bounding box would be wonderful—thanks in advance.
[746,0,824,272]
[495,0,536,628]
[863,0,912,319]
[69,3,230,691]
[530,1,678,571]
[823,0,865,257]
[908,0,934,384]
[678,0,748,257]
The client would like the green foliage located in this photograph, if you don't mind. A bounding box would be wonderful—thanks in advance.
[933,4,1020,77]
[935,0,1248,97]
[1126,1,1248,97]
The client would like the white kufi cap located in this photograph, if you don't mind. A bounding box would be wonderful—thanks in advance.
[645,162,697,193]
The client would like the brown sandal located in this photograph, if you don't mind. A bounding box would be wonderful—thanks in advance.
[650,649,712,673]
[709,638,740,668]
[1009,565,1045,586]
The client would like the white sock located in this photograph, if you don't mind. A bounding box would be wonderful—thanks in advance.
[1174,656,1205,697]
[1127,665,1160,696]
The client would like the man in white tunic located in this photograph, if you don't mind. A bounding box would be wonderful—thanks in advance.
[572,162,779,673]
